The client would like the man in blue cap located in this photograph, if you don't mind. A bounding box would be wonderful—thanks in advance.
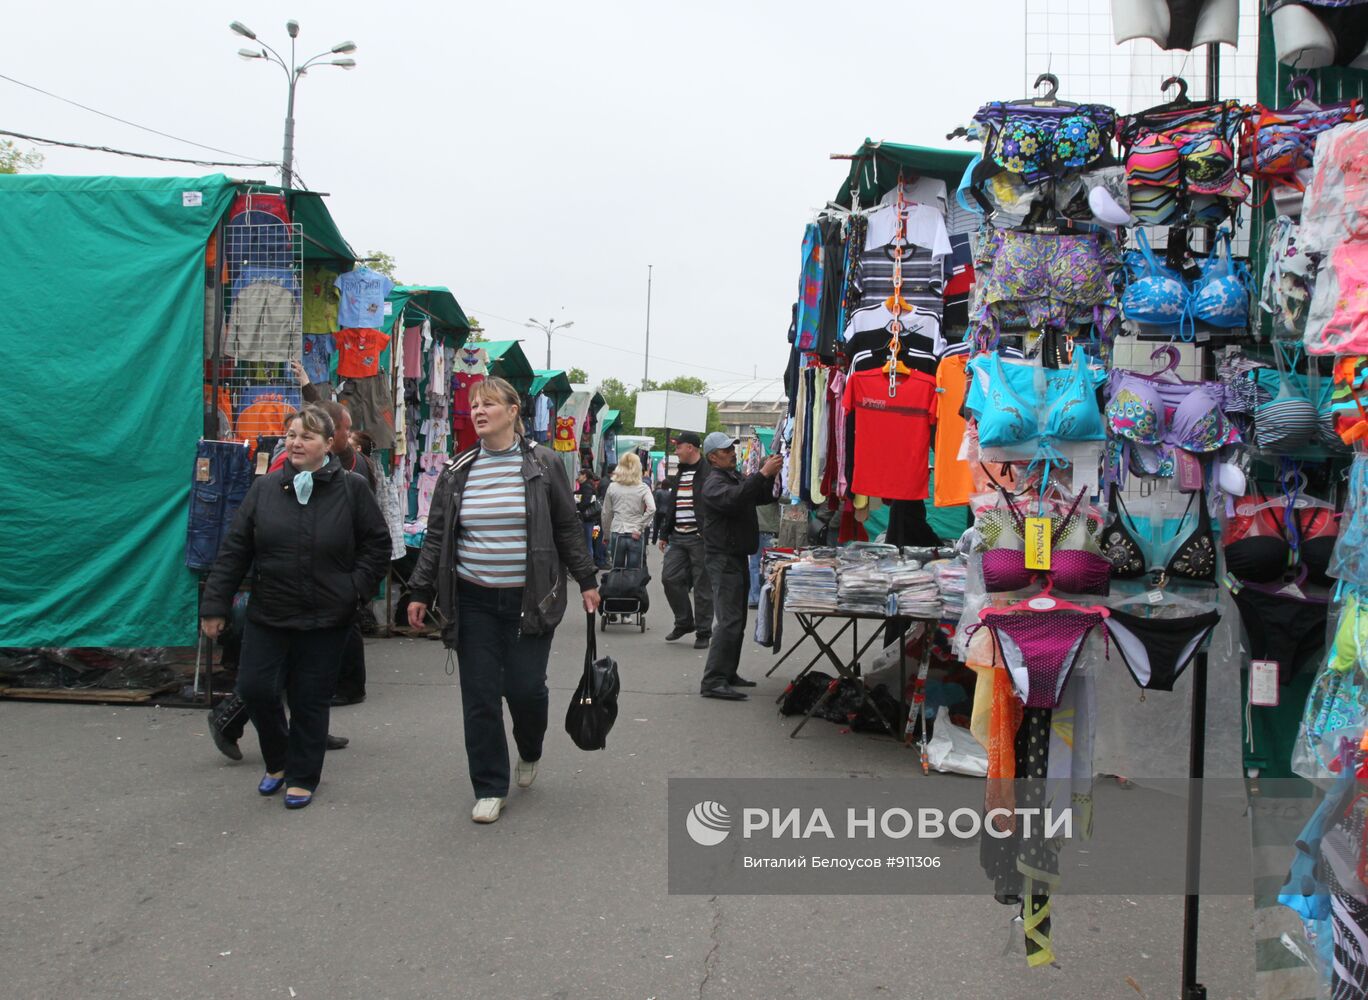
[696,431,783,700]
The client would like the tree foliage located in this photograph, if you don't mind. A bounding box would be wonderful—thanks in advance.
[362,249,400,283]
[0,140,43,175]
[566,367,590,384]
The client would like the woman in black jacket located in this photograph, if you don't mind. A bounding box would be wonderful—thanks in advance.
[406,377,601,825]
[201,405,391,810]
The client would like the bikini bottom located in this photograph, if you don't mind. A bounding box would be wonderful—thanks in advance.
[1105,607,1221,691]
[975,610,1107,709]
[1232,588,1329,681]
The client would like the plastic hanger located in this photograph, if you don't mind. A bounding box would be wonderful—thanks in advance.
[1159,75,1191,109]
[1283,74,1323,113]
[1024,72,1077,109]
[1109,587,1213,612]
[1235,469,1336,516]
[982,576,1109,617]
[1149,345,1187,384]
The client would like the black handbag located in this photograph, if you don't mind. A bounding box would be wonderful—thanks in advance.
[565,612,621,751]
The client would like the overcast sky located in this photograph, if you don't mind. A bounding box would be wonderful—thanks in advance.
[5,1,1026,388]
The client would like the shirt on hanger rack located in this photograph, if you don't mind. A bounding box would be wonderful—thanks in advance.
[335,267,395,329]
[336,327,390,379]
[841,367,938,501]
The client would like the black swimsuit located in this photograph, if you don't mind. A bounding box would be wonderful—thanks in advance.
[1102,485,1221,690]
[1102,483,1218,585]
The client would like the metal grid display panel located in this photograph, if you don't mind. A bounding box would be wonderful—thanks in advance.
[1023,0,1260,113]
[205,221,304,450]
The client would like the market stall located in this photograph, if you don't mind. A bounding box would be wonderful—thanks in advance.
[478,339,534,395]
[528,368,572,446]
[761,34,1368,981]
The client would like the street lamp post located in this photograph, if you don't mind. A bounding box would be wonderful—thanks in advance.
[231,20,356,190]
[524,317,574,370]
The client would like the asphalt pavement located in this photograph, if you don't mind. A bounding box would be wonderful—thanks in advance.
[1,565,1258,999]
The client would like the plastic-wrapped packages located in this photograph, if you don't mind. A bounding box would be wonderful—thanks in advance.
[1299,119,1368,257]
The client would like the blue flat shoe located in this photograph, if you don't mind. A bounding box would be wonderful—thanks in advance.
[258,773,285,796]
[283,789,313,810]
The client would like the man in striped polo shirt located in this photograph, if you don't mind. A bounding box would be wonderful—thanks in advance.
[658,432,713,649]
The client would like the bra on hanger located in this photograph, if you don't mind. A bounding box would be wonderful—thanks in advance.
[966,350,1107,451]
[1121,228,1251,337]
[972,101,1118,180]
[1224,486,1340,588]
[977,488,1112,595]
[1106,368,1234,477]
[1101,482,1218,586]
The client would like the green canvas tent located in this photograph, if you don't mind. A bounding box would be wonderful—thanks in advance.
[530,369,572,407]
[600,409,622,435]
[481,340,534,393]
[834,139,975,209]
[385,285,471,343]
[0,175,243,646]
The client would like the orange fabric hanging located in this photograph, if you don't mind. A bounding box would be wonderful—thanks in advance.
[933,353,973,507]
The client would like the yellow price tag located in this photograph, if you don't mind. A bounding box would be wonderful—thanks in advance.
[1024,516,1052,571]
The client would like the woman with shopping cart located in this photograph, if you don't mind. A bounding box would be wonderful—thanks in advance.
[601,452,656,570]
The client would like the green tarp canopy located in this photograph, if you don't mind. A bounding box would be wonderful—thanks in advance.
[480,340,534,393]
[600,409,621,435]
[233,183,355,267]
[530,369,572,405]
[835,139,975,209]
[385,285,471,343]
[0,174,240,646]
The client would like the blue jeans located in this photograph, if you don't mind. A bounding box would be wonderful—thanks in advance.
[609,532,645,570]
[186,440,254,571]
[749,532,775,605]
[455,580,556,798]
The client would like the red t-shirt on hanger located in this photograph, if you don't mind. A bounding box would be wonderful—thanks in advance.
[841,367,937,501]
[336,327,391,379]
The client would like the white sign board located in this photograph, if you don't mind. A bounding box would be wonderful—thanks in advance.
[634,390,708,432]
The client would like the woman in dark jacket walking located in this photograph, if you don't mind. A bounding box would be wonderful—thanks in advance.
[407,377,601,825]
[201,405,391,809]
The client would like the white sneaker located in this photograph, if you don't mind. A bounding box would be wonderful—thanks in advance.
[471,797,505,823]
[515,758,539,789]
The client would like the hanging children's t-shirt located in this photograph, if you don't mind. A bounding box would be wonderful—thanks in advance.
[841,367,937,501]
[334,267,395,329]
[451,371,485,453]
[553,416,578,451]
[302,265,340,333]
[301,333,334,387]
[454,346,490,377]
[429,342,448,397]
[336,327,391,378]
[403,323,424,378]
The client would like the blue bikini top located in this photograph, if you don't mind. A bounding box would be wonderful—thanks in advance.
[1122,228,1253,339]
[966,350,1107,450]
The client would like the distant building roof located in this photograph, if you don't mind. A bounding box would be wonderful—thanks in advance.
[707,378,787,406]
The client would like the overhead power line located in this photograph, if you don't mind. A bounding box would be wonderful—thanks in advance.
[0,128,278,168]
[0,70,275,165]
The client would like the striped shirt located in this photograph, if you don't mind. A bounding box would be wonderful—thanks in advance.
[674,466,700,534]
[456,443,527,588]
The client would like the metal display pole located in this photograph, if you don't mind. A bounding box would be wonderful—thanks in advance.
[1179,40,1222,1000]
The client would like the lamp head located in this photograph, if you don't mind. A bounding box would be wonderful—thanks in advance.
[237,48,263,60]
[331,58,356,69]
[527,318,539,324]
[332,40,357,53]
[562,321,575,329]
[286,20,300,38]
[229,20,257,39]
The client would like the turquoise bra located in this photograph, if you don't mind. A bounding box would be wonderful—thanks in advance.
[967,350,1107,451]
